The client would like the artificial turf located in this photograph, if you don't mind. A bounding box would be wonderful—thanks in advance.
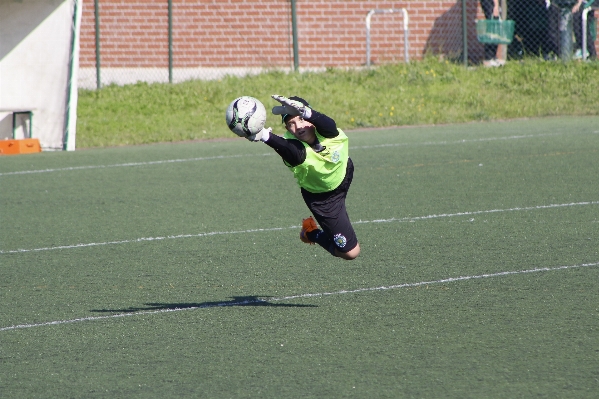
[1,116,598,398]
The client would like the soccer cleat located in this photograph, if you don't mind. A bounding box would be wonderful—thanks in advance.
[300,216,318,245]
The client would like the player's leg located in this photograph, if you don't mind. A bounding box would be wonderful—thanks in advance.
[310,201,360,260]
[302,213,360,259]
[337,242,361,260]
[300,160,360,260]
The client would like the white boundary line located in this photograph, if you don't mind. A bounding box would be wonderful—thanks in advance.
[0,154,267,176]
[352,132,563,150]
[353,200,599,224]
[1,261,597,332]
[0,227,287,254]
[1,131,587,177]
[1,201,597,255]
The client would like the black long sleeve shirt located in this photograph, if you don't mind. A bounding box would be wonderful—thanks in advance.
[264,110,338,167]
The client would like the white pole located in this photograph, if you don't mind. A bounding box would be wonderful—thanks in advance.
[365,9,409,67]
[366,10,375,67]
[64,0,82,151]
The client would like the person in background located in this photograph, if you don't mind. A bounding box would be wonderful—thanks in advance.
[480,0,504,66]
[544,0,561,60]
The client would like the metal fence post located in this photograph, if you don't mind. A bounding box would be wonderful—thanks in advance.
[168,0,173,83]
[291,0,299,71]
[462,0,468,66]
[94,0,101,89]
[498,0,508,61]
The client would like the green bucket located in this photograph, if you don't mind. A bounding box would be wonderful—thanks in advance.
[476,19,515,45]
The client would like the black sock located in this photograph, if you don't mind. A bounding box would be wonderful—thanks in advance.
[306,229,336,256]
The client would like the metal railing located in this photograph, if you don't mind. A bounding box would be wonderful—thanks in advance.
[365,8,409,66]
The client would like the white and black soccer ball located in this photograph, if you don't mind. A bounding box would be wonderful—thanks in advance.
[225,96,267,137]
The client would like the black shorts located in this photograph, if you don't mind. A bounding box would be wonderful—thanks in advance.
[301,158,358,253]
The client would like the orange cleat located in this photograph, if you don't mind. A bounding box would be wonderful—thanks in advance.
[300,216,318,244]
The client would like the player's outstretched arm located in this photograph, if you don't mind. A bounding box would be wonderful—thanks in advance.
[272,94,337,138]
[246,127,271,142]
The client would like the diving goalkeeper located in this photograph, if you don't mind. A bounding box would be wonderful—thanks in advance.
[250,95,360,260]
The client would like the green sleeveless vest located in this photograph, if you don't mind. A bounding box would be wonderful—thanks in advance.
[283,129,349,193]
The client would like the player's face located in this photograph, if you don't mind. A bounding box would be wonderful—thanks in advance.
[285,116,316,144]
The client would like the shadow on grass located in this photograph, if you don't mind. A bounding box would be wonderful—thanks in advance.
[91,295,316,313]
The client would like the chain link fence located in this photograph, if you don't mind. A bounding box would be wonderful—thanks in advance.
[508,0,597,61]
[78,0,598,90]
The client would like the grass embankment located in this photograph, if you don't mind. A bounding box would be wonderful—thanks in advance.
[77,58,599,148]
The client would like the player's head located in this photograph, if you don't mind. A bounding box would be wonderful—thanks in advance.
[283,96,316,144]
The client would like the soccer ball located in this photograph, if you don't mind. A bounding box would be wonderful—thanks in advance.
[225,96,267,137]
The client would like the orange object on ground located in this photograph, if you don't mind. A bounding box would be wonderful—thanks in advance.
[0,138,42,155]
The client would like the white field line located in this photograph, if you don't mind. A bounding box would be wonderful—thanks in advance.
[1,201,598,255]
[0,153,269,176]
[352,132,563,150]
[0,132,577,177]
[353,200,599,224]
[0,227,287,254]
[1,261,597,332]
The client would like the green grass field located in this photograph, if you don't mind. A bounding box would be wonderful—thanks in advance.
[1,116,598,398]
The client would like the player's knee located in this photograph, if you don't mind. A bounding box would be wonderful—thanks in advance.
[338,243,360,260]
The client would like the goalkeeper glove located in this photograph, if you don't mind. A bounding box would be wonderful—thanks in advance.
[246,127,271,142]
[271,95,312,120]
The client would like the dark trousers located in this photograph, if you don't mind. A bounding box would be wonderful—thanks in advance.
[301,158,358,254]
[546,4,561,57]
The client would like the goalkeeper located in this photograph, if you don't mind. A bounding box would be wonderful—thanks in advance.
[250,95,360,260]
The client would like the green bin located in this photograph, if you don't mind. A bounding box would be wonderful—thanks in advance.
[476,19,515,45]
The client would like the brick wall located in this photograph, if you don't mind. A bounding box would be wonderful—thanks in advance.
[79,0,599,70]
[79,0,474,69]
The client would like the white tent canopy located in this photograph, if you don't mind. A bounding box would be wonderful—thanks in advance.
[0,0,81,151]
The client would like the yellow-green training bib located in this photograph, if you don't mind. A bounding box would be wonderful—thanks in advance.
[284,129,349,193]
